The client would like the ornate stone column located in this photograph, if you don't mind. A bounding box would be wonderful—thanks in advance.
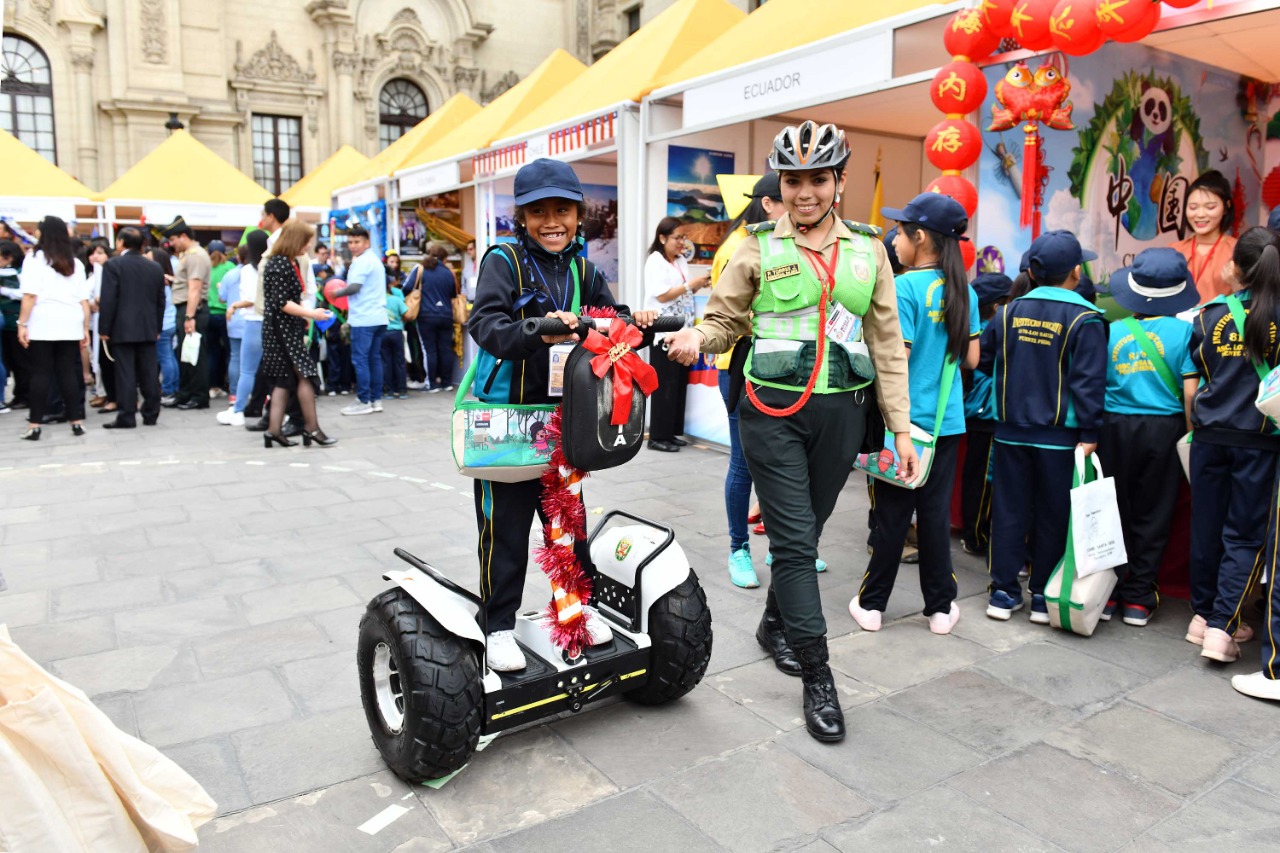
[69,47,100,188]
[332,50,358,148]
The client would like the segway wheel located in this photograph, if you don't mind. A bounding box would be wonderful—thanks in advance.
[627,570,713,705]
[358,588,483,782]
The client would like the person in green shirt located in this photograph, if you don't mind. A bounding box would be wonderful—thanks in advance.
[206,240,235,399]
[381,275,409,398]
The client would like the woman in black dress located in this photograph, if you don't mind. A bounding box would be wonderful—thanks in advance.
[260,219,337,448]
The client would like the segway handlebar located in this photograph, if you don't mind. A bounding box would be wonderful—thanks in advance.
[521,314,688,337]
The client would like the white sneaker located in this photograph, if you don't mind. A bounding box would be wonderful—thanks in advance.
[486,630,526,672]
[928,602,961,635]
[341,402,374,416]
[584,606,614,646]
[848,595,882,632]
[1232,671,1280,701]
[215,408,245,426]
[372,400,384,413]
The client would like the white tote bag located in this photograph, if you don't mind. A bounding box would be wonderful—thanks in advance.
[1069,448,1127,579]
[179,330,202,366]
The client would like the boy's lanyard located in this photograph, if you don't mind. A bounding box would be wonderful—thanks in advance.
[525,251,573,313]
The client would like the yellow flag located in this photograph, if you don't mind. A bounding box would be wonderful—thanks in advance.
[868,148,885,230]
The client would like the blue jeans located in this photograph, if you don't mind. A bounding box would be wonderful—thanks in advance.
[226,336,241,401]
[157,327,179,396]
[381,329,407,394]
[234,322,262,413]
[350,324,386,403]
[718,370,753,551]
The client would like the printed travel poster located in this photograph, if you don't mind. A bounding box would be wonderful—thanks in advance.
[667,145,735,262]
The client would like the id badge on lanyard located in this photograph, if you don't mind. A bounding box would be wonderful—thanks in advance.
[826,302,862,343]
[548,343,574,396]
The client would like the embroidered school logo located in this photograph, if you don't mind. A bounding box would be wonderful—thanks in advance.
[764,263,800,282]
[615,538,633,561]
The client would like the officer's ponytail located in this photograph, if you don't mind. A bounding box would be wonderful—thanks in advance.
[1234,226,1280,364]
[902,223,971,363]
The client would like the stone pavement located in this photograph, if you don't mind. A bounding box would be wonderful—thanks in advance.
[0,392,1278,852]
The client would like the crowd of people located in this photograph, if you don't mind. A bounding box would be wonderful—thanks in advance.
[0,199,476,443]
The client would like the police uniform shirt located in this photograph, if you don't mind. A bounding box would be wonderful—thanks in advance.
[1105,316,1195,417]
[695,212,913,434]
[897,269,980,436]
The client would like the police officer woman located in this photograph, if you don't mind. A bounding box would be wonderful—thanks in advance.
[665,122,916,742]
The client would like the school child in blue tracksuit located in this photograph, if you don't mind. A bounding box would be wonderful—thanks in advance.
[1097,248,1199,628]
[960,272,1013,557]
[978,231,1107,623]
[852,194,978,636]
[1188,227,1280,664]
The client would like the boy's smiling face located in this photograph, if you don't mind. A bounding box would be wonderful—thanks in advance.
[521,198,579,253]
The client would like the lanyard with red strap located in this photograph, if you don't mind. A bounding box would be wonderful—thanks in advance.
[746,242,841,418]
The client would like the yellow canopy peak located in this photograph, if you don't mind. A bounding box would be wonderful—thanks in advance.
[100,129,273,205]
[348,93,482,185]
[0,129,96,199]
[281,145,370,209]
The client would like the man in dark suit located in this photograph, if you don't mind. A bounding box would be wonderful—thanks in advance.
[99,227,167,429]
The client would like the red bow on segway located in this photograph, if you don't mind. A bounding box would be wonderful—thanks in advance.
[581,319,658,426]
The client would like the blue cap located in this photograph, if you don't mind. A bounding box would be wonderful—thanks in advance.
[1268,207,1280,233]
[883,227,901,270]
[207,240,227,254]
[1108,247,1199,316]
[1019,249,1030,274]
[972,272,1013,307]
[881,192,970,241]
[513,158,583,206]
[1026,230,1097,281]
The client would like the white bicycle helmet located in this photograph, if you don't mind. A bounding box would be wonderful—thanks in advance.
[768,121,851,173]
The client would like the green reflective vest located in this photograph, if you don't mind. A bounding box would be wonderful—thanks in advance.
[745,226,878,394]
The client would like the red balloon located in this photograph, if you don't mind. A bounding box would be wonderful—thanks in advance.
[1050,0,1106,55]
[1010,0,1056,51]
[1162,0,1200,7]
[1098,0,1161,42]
[926,119,982,172]
[931,61,988,116]
[961,240,978,272]
[926,175,979,218]
[944,9,1002,61]
[323,279,349,311]
[981,0,1019,37]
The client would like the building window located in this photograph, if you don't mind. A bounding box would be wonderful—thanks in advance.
[251,114,302,195]
[1,36,56,164]
[625,5,642,35]
[379,79,428,149]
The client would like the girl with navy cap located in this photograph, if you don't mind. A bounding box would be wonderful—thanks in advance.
[467,158,656,672]
[850,192,979,636]
[1097,248,1200,628]
[1187,226,1280,664]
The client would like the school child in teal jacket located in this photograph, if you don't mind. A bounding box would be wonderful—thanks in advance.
[960,272,1012,557]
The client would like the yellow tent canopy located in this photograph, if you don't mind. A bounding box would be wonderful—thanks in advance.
[0,129,95,199]
[101,130,272,205]
[400,49,586,173]
[505,0,746,139]
[346,93,482,186]
[280,145,369,209]
[651,0,943,93]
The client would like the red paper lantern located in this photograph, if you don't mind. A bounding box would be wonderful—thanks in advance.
[944,9,1002,61]
[931,61,988,116]
[1010,0,1056,51]
[961,240,978,271]
[926,175,979,218]
[926,119,982,172]
[1098,0,1162,42]
[981,0,1019,37]
[1050,0,1106,55]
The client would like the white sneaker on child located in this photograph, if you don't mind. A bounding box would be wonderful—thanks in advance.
[848,596,882,632]
[486,630,527,672]
[928,602,961,635]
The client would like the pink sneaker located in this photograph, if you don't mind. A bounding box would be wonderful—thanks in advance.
[928,602,960,635]
[848,596,882,632]
[1186,614,1253,645]
[1200,627,1240,663]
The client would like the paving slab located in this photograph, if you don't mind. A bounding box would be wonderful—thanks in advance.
[53,576,166,619]
[827,619,993,692]
[0,589,48,627]
[164,737,253,816]
[7,614,117,661]
[779,703,984,805]
[825,785,1057,852]
[1237,744,1280,797]
[0,555,101,592]
[417,727,617,845]
[884,669,1075,756]
[1128,667,1280,746]
[193,617,338,679]
[280,650,361,714]
[50,644,186,697]
[1140,780,1280,849]
[652,742,872,853]
[134,670,297,747]
[115,596,248,646]
[947,743,1181,852]
[1045,617,1197,678]
[703,620,769,676]
[549,684,777,788]
[198,772,453,852]
[709,657,881,731]
[165,559,277,601]
[1043,702,1249,797]
[238,576,363,625]
[976,640,1148,709]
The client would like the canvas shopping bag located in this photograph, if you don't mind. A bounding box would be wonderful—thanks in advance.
[0,625,216,852]
[854,357,957,489]
[451,358,557,482]
[1069,448,1127,578]
[1046,453,1119,637]
[1256,363,1280,423]
[179,330,201,366]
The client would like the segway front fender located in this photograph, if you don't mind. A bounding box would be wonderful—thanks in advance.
[380,567,485,651]
[589,516,694,634]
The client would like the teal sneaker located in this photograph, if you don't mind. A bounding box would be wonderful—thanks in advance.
[728,547,759,588]
[765,553,827,573]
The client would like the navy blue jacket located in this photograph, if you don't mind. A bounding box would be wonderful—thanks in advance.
[1190,291,1280,449]
[978,287,1107,446]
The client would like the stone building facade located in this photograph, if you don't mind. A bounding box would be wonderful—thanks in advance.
[1,0,753,194]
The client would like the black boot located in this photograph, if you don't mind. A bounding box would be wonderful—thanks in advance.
[794,636,845,743]
[755,594,801,676]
